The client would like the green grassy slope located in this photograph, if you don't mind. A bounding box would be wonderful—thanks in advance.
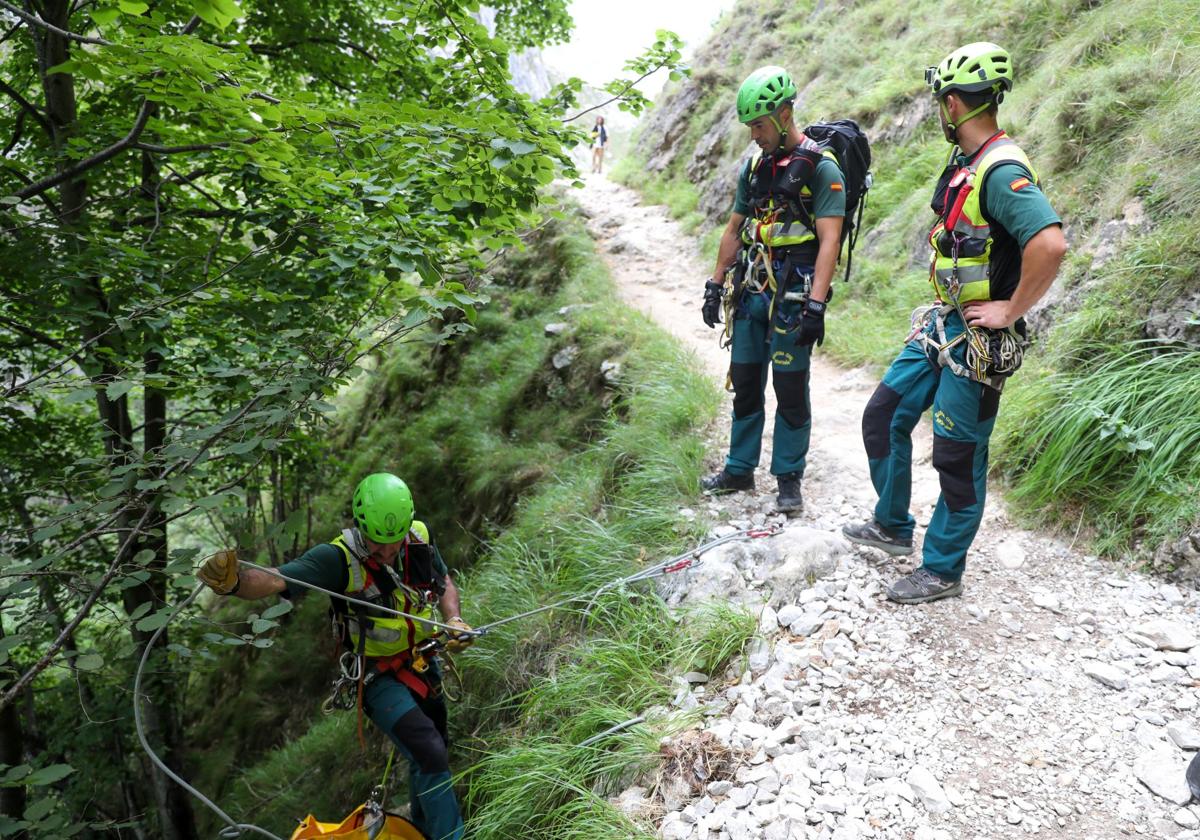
[616,0,1200,559]
[188,208,756,837]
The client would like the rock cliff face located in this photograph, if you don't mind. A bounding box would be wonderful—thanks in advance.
[508,48,554,99]
[474,8,556,98]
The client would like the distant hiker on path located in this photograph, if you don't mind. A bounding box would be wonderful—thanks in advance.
[700,66,846,513]
[842,43,1066,604]
[198,473,470,840]
[591,116,609,173]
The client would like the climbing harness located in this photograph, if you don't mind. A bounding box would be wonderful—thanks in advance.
[906,302,1025,392]
[134,526,782,838]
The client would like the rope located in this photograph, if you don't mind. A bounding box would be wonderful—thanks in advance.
[469,526,780,634]
[133,584,285,840]
[379,747,396,790]
[238,560,485,637]
[578,716,645,748]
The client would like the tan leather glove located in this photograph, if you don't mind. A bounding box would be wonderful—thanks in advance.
[443,617,474,654]
[198,549,240,595]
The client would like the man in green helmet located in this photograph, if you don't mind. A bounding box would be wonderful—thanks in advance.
[197,472,470,840]
[700,65,846,513]
[843,43,1066,604]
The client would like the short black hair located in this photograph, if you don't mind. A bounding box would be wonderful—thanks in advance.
[953,88,999,116]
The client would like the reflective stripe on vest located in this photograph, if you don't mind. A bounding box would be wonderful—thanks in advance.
[928,137,1038,304]
[743,146,836,249]
[332,525,438,658]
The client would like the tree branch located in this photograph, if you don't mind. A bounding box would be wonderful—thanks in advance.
[13,99,153,201]
[564,62,667,122]
[1,109,24,157]
[8,14,203,203]
[0,78,53,138]
[0,0,110,45]
[131,140,233,154]
[0,314,70,351]
[249,37,378,62]
[0,505,152,712]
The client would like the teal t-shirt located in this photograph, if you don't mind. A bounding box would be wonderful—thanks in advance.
[732,155,846,219]
[981,161,1061,248]
[278,535,449,599]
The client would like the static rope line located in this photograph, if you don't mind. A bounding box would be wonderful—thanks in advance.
[238,559,485,637]
[578,716,645,748]
[133,583,285,840]
[133,526,780,837]
[470,526,781,634]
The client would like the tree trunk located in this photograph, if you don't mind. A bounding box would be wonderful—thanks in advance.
[117,334,199,840]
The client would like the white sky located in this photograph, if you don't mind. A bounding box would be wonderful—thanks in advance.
[542,0,735,97]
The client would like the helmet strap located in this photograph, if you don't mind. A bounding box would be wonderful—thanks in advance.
[941,96,993,143]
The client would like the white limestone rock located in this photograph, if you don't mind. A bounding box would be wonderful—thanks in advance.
[1133,751,1193,805]
[1134,619,1198,651]
[1083,661,1129,690]
[906,766,952,814]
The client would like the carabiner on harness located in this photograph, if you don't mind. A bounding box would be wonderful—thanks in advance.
[322,651,366,714]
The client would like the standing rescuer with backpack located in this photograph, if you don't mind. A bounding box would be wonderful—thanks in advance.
[701,66,847,513]
[197,473,471,840]
[843,43,1067,604]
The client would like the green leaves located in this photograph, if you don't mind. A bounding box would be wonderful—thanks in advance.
[0,763,75,787]
[74,653,105,672]
[90,7,122,25]
[261,601,292,620]
[134,609,174,632]
[191,0,242,29]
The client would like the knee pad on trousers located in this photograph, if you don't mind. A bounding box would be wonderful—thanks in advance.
[730,363,765,418]
[772,370,810,429]
[392,707,450,774]
[978,386,1001,422]
[862,384,902,460]
[931,434,977,511]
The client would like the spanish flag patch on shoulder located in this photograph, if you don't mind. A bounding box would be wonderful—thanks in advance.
[830,182,843,192]
[1010,177,1032,192]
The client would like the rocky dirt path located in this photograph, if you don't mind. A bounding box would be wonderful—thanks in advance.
[573,173,1200,840]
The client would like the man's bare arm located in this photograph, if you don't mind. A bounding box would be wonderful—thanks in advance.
[963,225,1067,329]
[810,215,844,303]
[710,212,746,281]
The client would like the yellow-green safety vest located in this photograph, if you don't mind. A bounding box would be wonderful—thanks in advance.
[928,136,1038,304]
[331,524,439,659]
[741,142,837,250]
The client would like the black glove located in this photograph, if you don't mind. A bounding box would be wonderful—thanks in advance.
[701,280,724,328]
[793,298,826,347]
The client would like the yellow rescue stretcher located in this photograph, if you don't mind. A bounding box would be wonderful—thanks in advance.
[290,804,426,840]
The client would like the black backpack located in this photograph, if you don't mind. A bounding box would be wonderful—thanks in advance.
[803,120,872,282]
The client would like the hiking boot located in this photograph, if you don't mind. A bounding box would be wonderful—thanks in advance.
[886,567,963,604]
[775,472,803,513]
[841,519,913,556]
[701,469,754,494]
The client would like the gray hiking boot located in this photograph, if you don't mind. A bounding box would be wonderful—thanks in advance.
[701,469,754,494]
[841,519,913,556]
[886,567,963,604]
[776,472,803,513]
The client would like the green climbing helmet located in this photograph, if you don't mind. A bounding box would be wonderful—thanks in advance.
[925,42,1013,98]
[736,66,798,124]
[352,473,414,544]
